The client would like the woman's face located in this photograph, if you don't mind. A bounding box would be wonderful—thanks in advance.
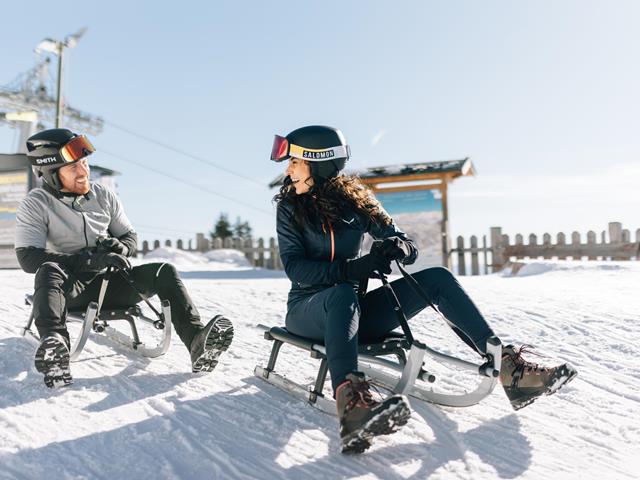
[285,158,314,195]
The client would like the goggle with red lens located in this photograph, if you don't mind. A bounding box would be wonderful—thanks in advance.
[59,135,95,163]
[270,135,290,161]
[270,135,350,162]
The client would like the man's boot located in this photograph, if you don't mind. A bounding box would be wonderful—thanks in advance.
[34,332,73,388]
[336,372,411,454]
[190,315,234,373]
[500,345,577,410]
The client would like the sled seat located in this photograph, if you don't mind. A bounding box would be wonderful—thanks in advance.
[265,326,411,362]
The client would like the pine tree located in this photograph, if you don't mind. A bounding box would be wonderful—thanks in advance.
[233,216,253,240]
[210,213,233,240]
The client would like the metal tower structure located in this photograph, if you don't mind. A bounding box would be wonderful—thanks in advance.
[0,44,103,153]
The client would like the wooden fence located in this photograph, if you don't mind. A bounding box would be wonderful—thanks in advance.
[140,222,639,275]
[139,233,282,270]
[450,222,640,276]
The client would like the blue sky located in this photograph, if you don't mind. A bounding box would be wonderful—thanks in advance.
[1,1,638,245]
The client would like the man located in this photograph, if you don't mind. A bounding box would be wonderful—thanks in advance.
[15,128,233,388]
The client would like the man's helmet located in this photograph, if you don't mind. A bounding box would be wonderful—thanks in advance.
[26,128,95,190]
[270,125,350,180]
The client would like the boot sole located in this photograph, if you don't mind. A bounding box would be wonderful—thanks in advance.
[192,316,234,373]
[34,336,73,389]
[341,396,412,454]
[510,364,578,410]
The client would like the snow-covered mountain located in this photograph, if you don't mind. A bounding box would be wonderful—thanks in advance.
[1,251,638,479]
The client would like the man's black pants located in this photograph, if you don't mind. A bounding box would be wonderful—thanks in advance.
[32,262,203,349]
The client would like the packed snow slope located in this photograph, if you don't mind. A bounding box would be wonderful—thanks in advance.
[1,250,638,480]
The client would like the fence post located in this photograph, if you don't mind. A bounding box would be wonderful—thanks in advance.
[482,235,488,275]
[153,240,160,250]
[470,235,479,275]
[177,239,183,250]
[142,240,149,255]
[269,237,279,270]
[609,222,622,243]
[557,232,566,260]
[609,222,624,260]
[490,227,504,272]
[257,238,265,267]
[456,236,466,275]
[244,238,254,265]
[587,231,597,260]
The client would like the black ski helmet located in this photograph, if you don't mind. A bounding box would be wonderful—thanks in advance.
[26,128,95,191]
[270,125,350,180]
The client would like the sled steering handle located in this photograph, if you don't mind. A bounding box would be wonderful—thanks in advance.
[376,271,415,345]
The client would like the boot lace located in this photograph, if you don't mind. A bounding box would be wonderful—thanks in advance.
[345,379,378,412]
[509,344,549,375]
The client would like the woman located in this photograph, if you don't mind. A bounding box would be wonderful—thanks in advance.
[271,125,577,454]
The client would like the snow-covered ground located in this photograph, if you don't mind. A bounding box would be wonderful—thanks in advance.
[1,250,638,479]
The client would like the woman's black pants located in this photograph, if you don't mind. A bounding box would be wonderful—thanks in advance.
[285,267,496,393]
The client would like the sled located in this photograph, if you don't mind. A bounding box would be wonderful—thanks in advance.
[20,267,172,361]
[254,263,502,415]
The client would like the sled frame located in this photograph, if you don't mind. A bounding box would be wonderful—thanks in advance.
[20,273,172,361]
[254,324,502,415]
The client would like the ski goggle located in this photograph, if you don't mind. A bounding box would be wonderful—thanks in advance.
[270,135,350,162]
[28,135,95,167]
[59,135,95,163]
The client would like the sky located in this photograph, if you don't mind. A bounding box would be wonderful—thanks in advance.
[1,1,639,246]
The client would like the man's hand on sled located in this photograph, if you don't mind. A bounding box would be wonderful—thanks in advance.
[96,236,128,256]
[377,237,412,263]
[344,250,392,280]
[76,250,132,272]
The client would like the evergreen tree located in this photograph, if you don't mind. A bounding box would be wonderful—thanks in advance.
[233,216,253,240]
[210,213,233,240]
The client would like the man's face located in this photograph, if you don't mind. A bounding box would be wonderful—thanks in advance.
[58,157,90,194]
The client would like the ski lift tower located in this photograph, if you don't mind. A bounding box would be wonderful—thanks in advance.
[0,28,103,155]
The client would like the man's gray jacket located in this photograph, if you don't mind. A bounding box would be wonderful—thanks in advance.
[14,182,137,273]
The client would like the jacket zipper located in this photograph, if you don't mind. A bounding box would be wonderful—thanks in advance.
[72,200,89,248]
[321,222,335,262]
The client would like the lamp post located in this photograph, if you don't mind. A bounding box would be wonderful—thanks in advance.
[35,28,87,128]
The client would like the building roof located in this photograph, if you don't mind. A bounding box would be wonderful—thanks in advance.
[268,158,475,188]
[0,153,28,171]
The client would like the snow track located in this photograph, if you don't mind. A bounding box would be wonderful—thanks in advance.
[1,258,638,479]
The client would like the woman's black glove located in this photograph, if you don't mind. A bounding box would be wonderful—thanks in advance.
[344,250,392,280]
[75,250,131,272]
[379,236,415,264]
[96,236,128,255]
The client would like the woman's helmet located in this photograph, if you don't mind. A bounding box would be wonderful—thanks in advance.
[26,128,95,191]
[270,125,350,180]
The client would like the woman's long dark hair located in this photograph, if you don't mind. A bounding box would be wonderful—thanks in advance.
[273,172,392,230]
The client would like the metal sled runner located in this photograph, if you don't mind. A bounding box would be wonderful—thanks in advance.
[255,263,502,415]
[21,267,172,361]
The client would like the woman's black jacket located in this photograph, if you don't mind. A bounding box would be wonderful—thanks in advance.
[276,198,418,304]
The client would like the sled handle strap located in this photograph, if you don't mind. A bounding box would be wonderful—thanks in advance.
[377,271,415,344]
[116,269,163,317]
[396,262,440,314]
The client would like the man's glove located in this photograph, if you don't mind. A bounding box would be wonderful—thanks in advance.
[378,236,412,263]
[96,236,128,256]
[344,250,392,280]
[76,250,131,272]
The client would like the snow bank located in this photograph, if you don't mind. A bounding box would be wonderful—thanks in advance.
[143,247,251,269]
[500,259,637,277]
